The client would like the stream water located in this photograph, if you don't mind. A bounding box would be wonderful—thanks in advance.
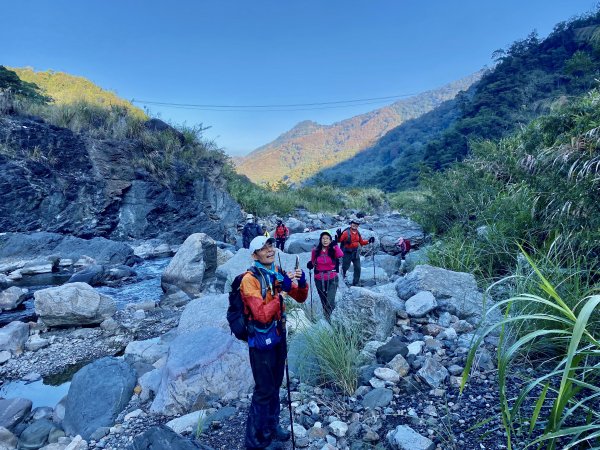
[0,258,170,326]
[0,258,171,406]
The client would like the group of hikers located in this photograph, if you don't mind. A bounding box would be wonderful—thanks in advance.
[231,215,411,449]
[243,214,290,251]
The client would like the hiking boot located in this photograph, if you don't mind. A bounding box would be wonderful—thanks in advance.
[273,425,290,441]
[263,442,284,450]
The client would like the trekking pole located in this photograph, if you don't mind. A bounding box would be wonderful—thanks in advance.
[372,245,376,284]
[278,283,296,450]
[309,269,314,320]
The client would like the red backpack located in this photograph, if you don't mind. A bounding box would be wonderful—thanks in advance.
[275,224,287,238]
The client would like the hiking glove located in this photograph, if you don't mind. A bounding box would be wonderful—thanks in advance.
[282,273,293,292]
[306,261,314,270]
[368,237,375,243]
[336,228,342,241]
[298,270,307,288]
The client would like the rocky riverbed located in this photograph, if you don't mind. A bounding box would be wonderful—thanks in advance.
[0,212,517,450]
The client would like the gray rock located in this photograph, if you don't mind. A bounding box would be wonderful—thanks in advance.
[376,337,408,364]
[387,354,410,377]
[0,287,28,311]
[150,328,252,415]
[0,232,135,266]
[34,282,116,327]
[17,419,58,450]
[0,350,11,364]
[161,233,217,297]
[405,291,437,318]
[417,357,449,388]
[124,338,169,367]
[129,425,203,450]
[361,388,393,409]
[331,287,395,342]
[387,425,434,450]
[374,367,400,383]
[177,294,229,333]
[395,265,498,324]
[67,264,105,286]
[63,357,136,440]
[26,334,50,351]
[0,398,32,431]
[0,321,29,353]
[368,215,424,255]
[0,426,17,450]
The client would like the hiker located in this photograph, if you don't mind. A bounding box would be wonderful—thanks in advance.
[243,214,262,249]
[262,225,270,238]
[337,219,374,286]
[396,236,410,261]
[241,235,308,449]
[306,230,343,321]
[274,219,289,251]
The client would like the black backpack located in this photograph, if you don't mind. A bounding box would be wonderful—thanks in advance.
[227,267,267,341]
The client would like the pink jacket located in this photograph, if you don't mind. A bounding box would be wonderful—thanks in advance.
[312,245,344,281]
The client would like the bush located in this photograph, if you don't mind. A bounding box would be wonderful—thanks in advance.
[225,172,386,217]
[463,253,600,449]
[293,323,361,395]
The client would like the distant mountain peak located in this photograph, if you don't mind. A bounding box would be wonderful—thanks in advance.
[235,72,482,185]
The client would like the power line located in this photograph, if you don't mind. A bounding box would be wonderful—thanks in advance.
[131,91,421,112]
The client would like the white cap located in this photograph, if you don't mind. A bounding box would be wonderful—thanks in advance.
[249,236,275,254]
[246,213,254,222]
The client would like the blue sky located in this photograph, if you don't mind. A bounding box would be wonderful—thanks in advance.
[2,1,597,155]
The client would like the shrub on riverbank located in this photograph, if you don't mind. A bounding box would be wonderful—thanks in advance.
[225,172,386,216]
[414,88,600,283]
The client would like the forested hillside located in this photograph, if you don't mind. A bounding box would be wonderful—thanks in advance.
[235,73,481,185]
[316,10,600,191]
[10,67,146,118]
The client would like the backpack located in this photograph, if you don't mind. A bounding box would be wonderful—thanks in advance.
[341,227,362,248]
[227,266,267,341]
[405,239,411,252]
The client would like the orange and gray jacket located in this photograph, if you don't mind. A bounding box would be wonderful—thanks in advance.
[339,228,369,251]
[240,266,308,325]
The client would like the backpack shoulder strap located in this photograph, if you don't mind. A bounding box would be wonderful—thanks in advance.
[247,266,267,299]
[344,227,351,245]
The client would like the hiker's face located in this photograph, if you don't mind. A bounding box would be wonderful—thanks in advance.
[350,223,359,231]
[321,235,331,246]
[252,242,276,265]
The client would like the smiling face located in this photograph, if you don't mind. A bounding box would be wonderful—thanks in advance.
[252,241,276,265]
[350,222,359,231]
[321,234,332,247]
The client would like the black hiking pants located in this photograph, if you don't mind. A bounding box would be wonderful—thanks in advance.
[315,275,338,322]
[275,238,286,251]
[245,342,286,449]
[342,249,361,286]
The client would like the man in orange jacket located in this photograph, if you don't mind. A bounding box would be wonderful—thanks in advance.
[337,219,374,286]
[241,236,308,450]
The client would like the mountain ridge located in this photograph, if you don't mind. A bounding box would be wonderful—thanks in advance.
[235,72,483,185]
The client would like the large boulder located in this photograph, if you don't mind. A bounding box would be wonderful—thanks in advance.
[124,337,170,367]
[395,265,496,325]
[368,214,424,255]
[0,321,29,353]
[161,233,217,297]
[177,294,229,334]
[331,287,396,342]
[63,357,137,440]
[0,287,28,311]
[16,418,59,450]
[34,282,116,327]
[150,328,253,415]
